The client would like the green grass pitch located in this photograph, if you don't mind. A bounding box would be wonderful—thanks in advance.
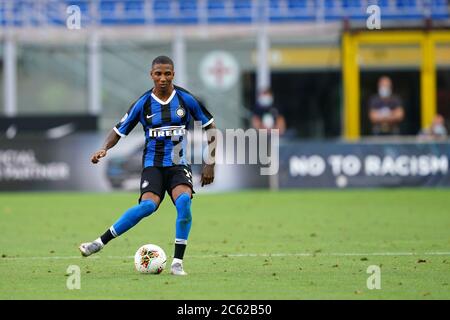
[1,189,449,299]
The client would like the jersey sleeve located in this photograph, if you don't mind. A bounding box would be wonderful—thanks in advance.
[113,94,147,137]
[184,94,214,128]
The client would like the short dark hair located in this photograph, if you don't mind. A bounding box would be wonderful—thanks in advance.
[152,55,174,67]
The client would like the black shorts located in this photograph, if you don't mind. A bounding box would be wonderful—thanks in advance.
[139,165,194,203]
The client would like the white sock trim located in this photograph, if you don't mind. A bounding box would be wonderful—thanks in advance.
[110,226,118,238]
[95,237,104,246]
[175,238,187,245]
[172,258,183,265]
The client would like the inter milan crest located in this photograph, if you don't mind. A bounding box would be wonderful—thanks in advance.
[176,106,186,118]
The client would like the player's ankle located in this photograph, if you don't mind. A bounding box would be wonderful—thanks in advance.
[95,238,105,247]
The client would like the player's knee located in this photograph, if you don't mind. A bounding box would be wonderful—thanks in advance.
[175,193,192,222]
[140,199,158,218]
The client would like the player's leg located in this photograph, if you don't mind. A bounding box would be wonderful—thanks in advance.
[106,191,161,240]
[171,184,192,275]
[79,167,164,257]
[167,165,194,275]
[79,191,161,257]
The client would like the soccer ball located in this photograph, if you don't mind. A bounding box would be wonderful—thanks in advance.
[134,244,167,274]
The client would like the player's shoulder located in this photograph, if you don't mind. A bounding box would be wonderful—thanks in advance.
[131,90,152,107]
[123,90,151,113]
[174,85,192,95]
[174,85,198,102]
[139,89,152,101]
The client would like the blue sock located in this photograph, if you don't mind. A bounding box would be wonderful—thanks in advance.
[175,193,192,241]
[111,200,157,236]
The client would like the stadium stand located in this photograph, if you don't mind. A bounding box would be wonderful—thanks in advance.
[0,0,448,27]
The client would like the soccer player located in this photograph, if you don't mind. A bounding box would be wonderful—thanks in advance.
[79,56,216,276]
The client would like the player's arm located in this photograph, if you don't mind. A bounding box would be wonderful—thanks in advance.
[201,122,217,187]
[91,130,121,164]
[182,91,216,187]
[91,92,147,164]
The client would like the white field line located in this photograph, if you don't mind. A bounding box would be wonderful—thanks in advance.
[1,252,450,261]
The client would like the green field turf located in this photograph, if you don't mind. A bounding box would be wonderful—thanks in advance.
[1,189,449,300]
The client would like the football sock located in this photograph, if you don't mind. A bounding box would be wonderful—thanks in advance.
[174,193,192,241]
[174,193,192,260]
[99,231,113,245]
[106,199,157,240]
[174,242,187,260]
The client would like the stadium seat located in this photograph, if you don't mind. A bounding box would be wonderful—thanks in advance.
[233,0,253,24]
[268,0,286,23]
[178,0,199,24]
[99,1,117,25]
[342,0,366,20]
[431,0,449,20]
[123,1,145,25]
[100,1,146,26]
[153,1,177,25]
[284,0,315,22]
[0,0,448,27]
[207,0,231,24]
[324,0,342,21]
[287,0,309,9]
[395,0,423,20]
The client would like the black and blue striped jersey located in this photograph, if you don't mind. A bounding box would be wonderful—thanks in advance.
[114,86,214,168]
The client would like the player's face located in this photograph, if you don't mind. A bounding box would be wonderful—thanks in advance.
[151,64,174,91]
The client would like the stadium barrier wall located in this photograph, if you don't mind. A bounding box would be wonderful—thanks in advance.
[0,133,268,192]
[279,141,450,188]
[0,133,108,191]
[0,115,98,133]
[1,134,449,191]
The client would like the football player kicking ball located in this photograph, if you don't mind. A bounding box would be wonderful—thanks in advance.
[79,56,216,276]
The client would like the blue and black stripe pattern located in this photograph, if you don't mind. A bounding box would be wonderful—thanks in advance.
[114,86,214,168]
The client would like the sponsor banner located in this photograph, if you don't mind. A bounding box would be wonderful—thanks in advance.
[0,134,267,192]
[0,134,109,191]
[279,142,450,188]
[0,115,98,136]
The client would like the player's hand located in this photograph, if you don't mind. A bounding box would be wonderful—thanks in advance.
[200,164,215,187]
[91,149,107,164]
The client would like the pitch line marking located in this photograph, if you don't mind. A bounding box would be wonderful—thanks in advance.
[2,252,450,260]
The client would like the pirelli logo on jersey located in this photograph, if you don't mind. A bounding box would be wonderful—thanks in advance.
[149,125,187,138]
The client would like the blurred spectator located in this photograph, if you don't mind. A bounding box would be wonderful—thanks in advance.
[418,114,448,141]
[252,88,286,135]
[368,76,405,135]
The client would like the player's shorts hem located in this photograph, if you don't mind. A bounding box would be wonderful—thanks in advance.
[138,189,165,204]
[168,182,195,199]
[139,165,194,204]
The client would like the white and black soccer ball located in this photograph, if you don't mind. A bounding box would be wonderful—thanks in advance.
[134,244,167,274]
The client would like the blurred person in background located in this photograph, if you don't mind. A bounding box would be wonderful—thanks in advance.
[368,76,405,136]
[252,88,286,135]
[418,114,448,141]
